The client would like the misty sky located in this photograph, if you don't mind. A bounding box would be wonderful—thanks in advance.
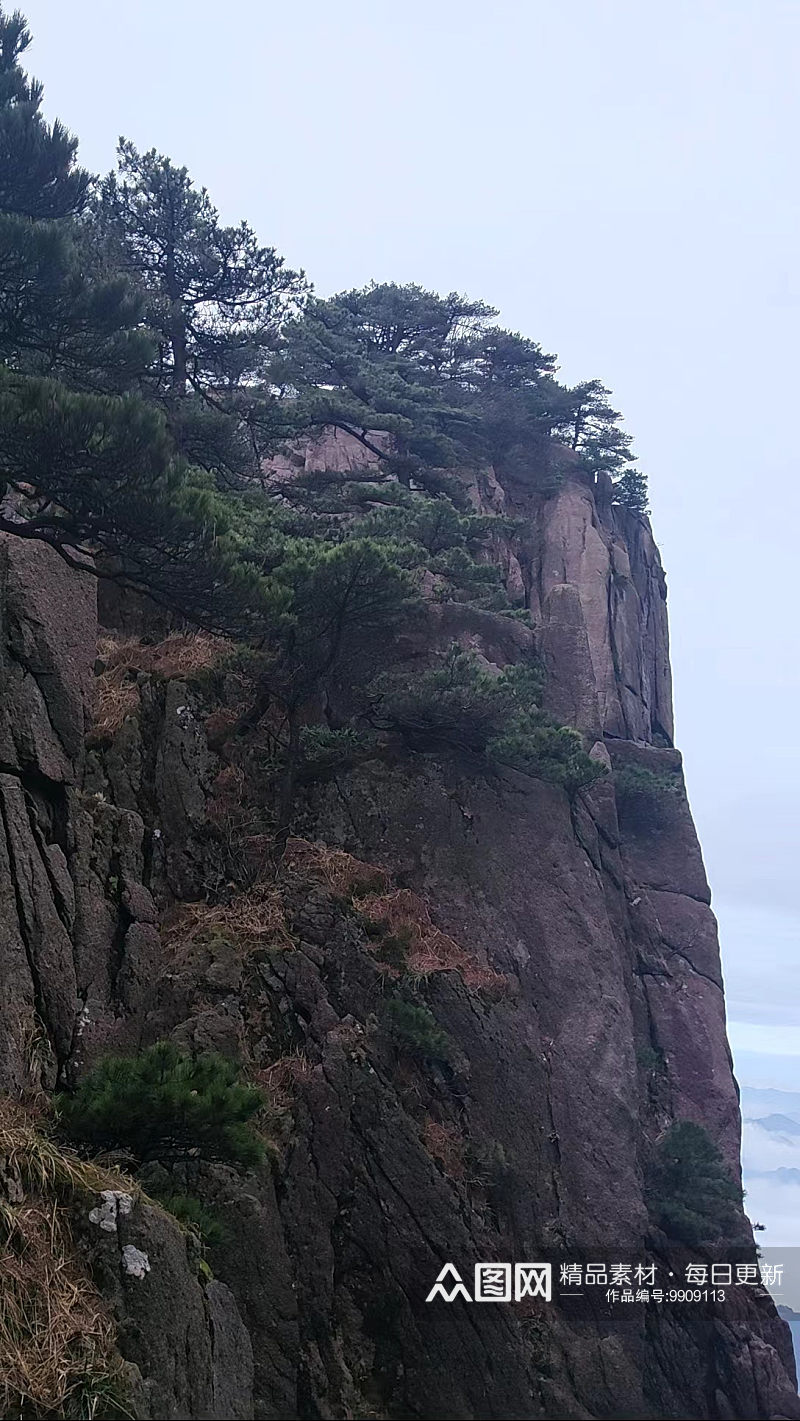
[21,0,800,1224]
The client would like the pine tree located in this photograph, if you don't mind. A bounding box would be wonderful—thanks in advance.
[276,281,647,506]
[0,10,150,394]
[371,644,605,794]
[58,1041,265,1168]
[613,466,649,515]
[0,8,86,219]
[241,533,417,856]
[0,7,289,633]
[275,287,473,498]
[97,141,307,479]
[277,281,568,492]
[646,1121,743,1246]
[0,12,163,576]
[556,377,648,508]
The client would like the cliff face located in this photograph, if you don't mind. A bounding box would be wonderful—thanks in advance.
[1,456,798,1420]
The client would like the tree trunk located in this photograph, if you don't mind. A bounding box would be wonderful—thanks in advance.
[272,707,300,867]
[165,247,187,400]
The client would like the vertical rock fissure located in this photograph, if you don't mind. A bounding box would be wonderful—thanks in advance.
[0,779,62,1075]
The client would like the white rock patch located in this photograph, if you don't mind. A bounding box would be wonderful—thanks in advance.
[122,1244,150,1278]
[88,1189,134,1232]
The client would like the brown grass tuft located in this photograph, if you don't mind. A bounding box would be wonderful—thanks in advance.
[253,1052,313,1116]
[98,631,228,681]
[357,887,508,994]
[91,673,140,745]
[162,882,293,954]
[0,1098,131,1418]
[91,632,228,742]
[283,839,507,994]
[283,838,390,897]
[421,1118,467,1181]
[203,705,245,747]
[0,1098,136,1201]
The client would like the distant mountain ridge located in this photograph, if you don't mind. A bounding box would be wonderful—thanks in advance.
[744,1114,800,1137]
[746,1167,800,1185]
[741,1088,800,1123]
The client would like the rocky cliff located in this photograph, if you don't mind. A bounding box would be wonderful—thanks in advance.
[1,450,798,1420]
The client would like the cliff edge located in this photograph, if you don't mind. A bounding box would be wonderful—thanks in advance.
[1,447,797,1420]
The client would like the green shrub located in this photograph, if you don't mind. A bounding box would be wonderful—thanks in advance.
[498,607,533,622]
[427,544,512,609]
[615,763,683,798]
[155,1191,225,1247]
[636,1044,665,1074]
[374,645,517,752]
[613,467,649,516]
[382,998,453,1064]
[298,725,377,775]
[646,1121,742,1246]
[62,1368,133,1420]
[57,1042,265,1169]
[488,717,604,795]
[374,646,604,794]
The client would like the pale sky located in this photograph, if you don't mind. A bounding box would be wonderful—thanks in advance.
[21,0,800,1216]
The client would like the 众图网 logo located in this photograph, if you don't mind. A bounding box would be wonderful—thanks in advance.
[426,1263,552,1303]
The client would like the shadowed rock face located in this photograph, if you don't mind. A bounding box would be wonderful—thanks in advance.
[0,463,798,1420]
[0,534,94,1091]
[469,467,674,747]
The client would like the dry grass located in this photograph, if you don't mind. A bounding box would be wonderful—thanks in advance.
[91,632,228,742]
[358,888,508,994]
[283,838,390,897]
[0,1200,119,1418]
[283,839,507,994]
[421,1119,467,1181]
[0,1098,131,1418]
[90,673,140,745]
[162,882,293,953]
[98,631,228,681]
[254,1051,313,1116]
[203,704,246,747]
[0,1098,135,1202]
[204,764,279,884]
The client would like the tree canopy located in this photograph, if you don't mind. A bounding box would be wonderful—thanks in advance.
[0,4,647,625]
[96,141,307,482]
[0,5,270,630]
[275,280,647,507]
[646,1121,743,1247]
[0,8,86,219]
[58,1041,265,1168]
[276,282,561,489]
[0,3,648,844]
